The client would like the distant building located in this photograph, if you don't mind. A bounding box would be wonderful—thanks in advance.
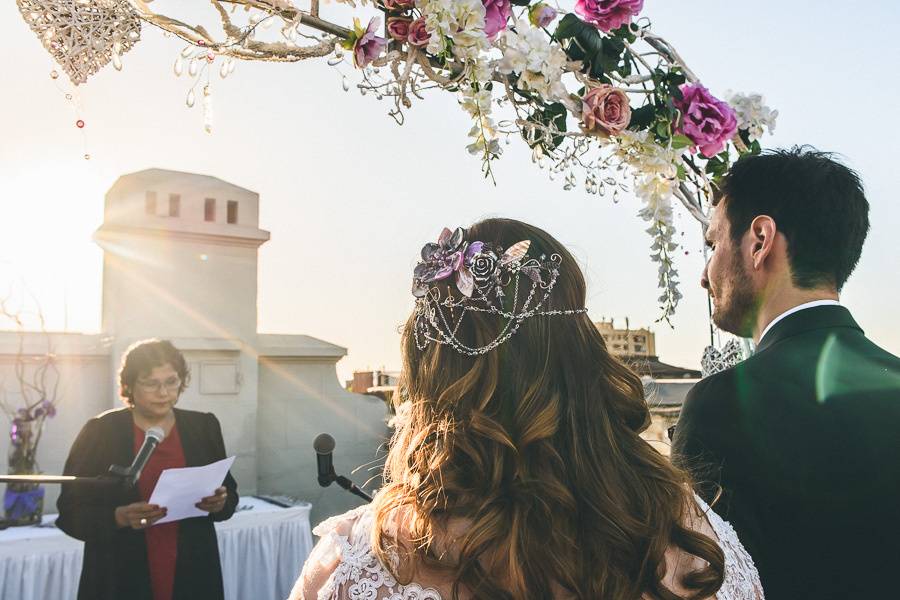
[349,369,401,403]
[595,318,700,379]
[596,318,656,358]
[595,318,701,456]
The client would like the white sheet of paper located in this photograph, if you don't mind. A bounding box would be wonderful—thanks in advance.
[148,456,235,525]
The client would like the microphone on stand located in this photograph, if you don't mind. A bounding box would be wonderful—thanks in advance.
[109,426,165,486]
[314,433,336,486]
[0,428,166,491]
[313,433,372,502]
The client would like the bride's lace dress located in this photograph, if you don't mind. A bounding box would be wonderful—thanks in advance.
[292,495,764,600]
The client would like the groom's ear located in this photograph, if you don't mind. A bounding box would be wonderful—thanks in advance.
[749,215,777,270]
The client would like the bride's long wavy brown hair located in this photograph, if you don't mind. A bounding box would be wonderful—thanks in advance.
[372,218,724,599]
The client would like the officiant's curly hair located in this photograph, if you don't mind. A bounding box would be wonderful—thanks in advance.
[118,339,191,406]
[373,218,725,600]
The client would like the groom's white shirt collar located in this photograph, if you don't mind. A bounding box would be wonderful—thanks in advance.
[758,299,841,345]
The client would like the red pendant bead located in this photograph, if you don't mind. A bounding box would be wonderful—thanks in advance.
[76,120,85,128]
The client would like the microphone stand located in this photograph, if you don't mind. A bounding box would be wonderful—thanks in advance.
[326,472,373,503]
[0,466,134,530]
[0,474,109,485]
[0,459,146,488]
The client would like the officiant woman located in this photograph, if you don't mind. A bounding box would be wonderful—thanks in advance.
[57,339,239,600]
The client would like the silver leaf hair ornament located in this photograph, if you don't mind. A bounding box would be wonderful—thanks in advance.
[411,227,589,356]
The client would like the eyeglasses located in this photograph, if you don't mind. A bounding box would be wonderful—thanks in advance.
[136,376,182,394]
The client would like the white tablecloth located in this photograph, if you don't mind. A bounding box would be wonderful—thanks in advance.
[0,497,313,600]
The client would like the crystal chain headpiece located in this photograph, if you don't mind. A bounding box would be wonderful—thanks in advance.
[411,227,588,356]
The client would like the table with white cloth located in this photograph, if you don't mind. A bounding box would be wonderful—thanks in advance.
[0,496,314,600]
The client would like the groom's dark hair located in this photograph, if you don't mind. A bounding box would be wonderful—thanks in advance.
[715,145,869,291]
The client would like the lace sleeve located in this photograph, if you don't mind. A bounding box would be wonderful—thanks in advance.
[694,495,765,600]
[288,506,371,600]
[289,505,445,600]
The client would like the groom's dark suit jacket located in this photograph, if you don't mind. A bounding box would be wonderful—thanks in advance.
[673,305,900,599]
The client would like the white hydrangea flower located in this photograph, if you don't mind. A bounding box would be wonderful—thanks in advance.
[419,0,489,59]
[498,20,568,103]
[616,130,683,209]
[726,91,778,142]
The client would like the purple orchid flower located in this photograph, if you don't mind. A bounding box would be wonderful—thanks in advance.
[354,18,387,69]
[412,227,470,297]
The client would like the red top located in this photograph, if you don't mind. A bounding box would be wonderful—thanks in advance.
[134,422,186,600]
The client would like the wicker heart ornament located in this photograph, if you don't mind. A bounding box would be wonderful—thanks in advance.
[17,0,142,85]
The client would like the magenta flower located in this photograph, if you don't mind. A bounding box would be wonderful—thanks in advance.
[482,0,512,38]
[674,83,738,158]
[575,0,643,32]
[529,3,558,28]
[352,18,387,68]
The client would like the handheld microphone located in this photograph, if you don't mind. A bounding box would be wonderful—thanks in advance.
[110,426,165,486]
[314,433,336,487]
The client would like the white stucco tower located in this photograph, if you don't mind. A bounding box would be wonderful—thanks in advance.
[97,168,269,341]
[88,169,387,519]
[94,169,271,493]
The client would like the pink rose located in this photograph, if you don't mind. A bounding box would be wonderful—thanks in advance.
[575,0,643,33]
[407,18,430,47]
[482,0,512,39]
[582,84,632,135]
[673,83,738,158]
[353,18,387,68]
[387,17,412,42]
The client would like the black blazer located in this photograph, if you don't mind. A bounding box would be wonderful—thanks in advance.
[672,305,900,599]
[57,407,239,600]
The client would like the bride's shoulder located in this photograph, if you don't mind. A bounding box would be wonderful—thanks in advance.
[313,504,374,539]
[288,505,377,600]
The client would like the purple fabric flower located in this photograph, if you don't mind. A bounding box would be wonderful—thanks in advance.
[41,400,56,418]
[353,18,387,68]
[673,83,738,158]
[10,419,23,445]
[575,0,643,32]
[413,228,469,297]
[529,3,558,28]
[4,488,45,521]
[482,0,512,39]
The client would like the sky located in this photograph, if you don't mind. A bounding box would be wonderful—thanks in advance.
[1,0,898,383]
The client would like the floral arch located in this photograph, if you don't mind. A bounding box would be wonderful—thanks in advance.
[17,0,776,328]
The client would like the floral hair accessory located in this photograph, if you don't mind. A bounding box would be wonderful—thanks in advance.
[411,227,588,355]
